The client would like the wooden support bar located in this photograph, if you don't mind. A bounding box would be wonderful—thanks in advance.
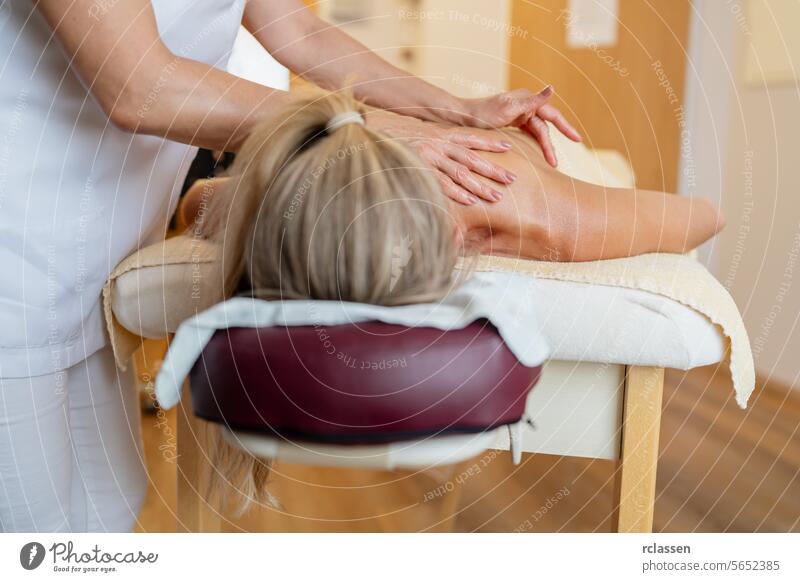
[430,462,466,532]
[614,366,665,533]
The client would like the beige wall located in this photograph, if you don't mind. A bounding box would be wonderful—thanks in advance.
[317,0,510,97]
[685,1,800,388]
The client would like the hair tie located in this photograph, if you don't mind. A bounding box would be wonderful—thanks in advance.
[326,110,365,133]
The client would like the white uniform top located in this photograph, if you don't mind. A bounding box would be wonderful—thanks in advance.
[0,0,245,377]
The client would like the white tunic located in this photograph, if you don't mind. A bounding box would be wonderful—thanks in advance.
[0,0,245,377]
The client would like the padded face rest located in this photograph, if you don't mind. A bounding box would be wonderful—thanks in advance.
[189,320,541,445]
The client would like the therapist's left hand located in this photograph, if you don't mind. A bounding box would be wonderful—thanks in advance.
[462,86,582,167]
[366,111,517,206]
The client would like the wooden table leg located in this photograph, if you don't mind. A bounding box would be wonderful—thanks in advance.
[614,366,665,533]
[176,381,221,532]
[429,462,466,532]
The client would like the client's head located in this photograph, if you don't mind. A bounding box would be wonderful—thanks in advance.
[209,90,456,305]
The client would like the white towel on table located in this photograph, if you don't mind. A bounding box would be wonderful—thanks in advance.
[469,252,755,408]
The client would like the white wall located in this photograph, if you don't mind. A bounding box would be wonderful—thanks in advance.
[678,1,738,268]
[682,0,800,388]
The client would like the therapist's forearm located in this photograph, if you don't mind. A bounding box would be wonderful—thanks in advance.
[244,0,468,125]
[116,57,294,152]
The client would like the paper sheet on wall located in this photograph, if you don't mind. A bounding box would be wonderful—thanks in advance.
[566,0,619,49]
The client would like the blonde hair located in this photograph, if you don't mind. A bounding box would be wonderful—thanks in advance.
[207,90,456,305]
[202,90,457,514]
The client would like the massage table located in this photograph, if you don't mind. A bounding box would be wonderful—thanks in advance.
[106,234,749,534]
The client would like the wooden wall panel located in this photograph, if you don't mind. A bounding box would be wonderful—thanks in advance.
[509,0,691,191]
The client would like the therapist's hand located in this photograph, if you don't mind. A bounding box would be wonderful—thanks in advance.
[366,111,516,206]
[461,86,582,167]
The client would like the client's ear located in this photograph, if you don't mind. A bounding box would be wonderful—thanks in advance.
[177,178,229,233]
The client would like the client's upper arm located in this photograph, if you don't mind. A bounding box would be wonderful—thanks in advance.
[449,127,724,261]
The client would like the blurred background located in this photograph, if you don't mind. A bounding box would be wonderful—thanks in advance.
[137,0,800,532]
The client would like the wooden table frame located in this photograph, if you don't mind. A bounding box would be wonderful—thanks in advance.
[174,364,665,533]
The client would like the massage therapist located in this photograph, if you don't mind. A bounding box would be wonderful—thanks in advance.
[0,0,579,532]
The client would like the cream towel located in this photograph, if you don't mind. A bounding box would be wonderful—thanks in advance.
[102,235,220,370]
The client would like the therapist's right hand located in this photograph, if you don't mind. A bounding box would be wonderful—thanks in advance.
[366,111,517,206]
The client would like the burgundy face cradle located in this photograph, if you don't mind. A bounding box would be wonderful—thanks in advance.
[190,320,541,445]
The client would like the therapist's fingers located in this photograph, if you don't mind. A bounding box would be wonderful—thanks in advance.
[445,128,514,154]
[412,141,478,204]
[526,115,557,167]
[537,103,582,142]
[435,172,478,206]
[444,143,514,190]
[493,86,553,126]
[433,152,502,203]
